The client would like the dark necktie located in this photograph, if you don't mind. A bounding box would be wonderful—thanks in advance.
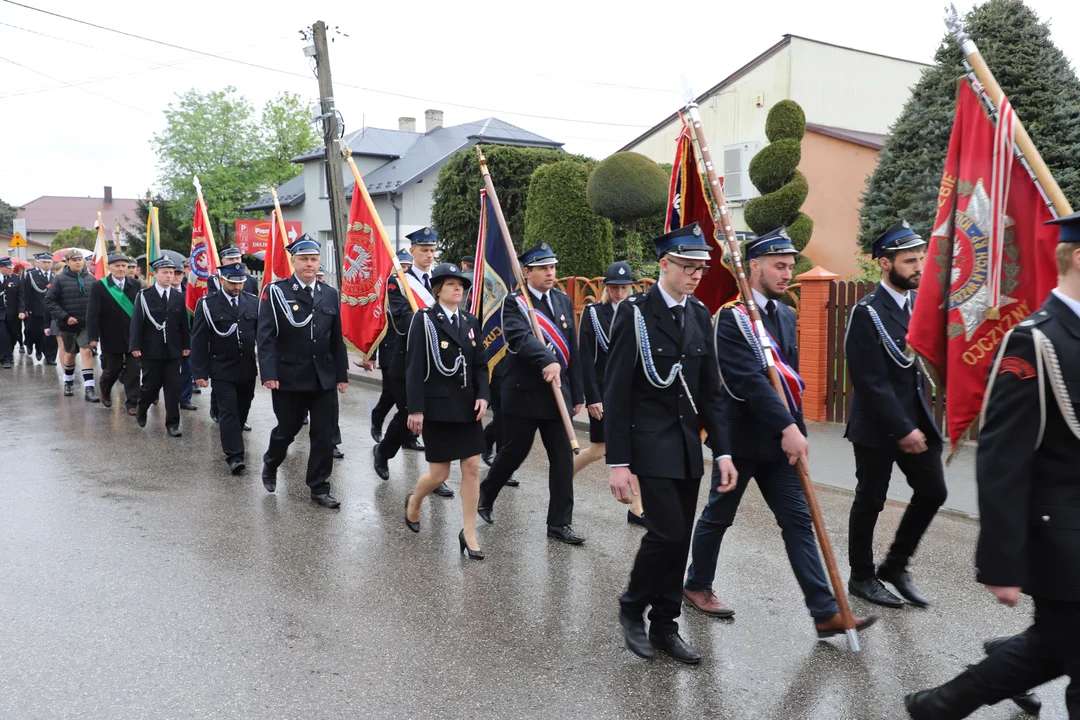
[903,298,911,316]
[540,292,554,319]
[764,300,779,338]
[422,273,431,291]
[305,286,314,300]
[671,305,685,334]
[230,296,237,310]
[449,313,457,328]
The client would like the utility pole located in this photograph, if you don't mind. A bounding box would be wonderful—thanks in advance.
[311,20,348,287]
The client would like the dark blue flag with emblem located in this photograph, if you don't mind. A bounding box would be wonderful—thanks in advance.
[471,188,519,378]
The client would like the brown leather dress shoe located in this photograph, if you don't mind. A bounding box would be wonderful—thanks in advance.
[815,612,878,638]
[682,588,735,618]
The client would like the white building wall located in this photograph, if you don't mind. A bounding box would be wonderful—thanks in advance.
[787,37,926,135]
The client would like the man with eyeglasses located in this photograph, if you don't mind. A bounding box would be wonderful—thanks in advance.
[605,223,734,664]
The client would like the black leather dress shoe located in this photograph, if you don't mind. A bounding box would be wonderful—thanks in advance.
[370,426,383,444]
[620,614,653,660]
[848,577,904,608]
[243,423,251,432]
[505,474,520,487]
[481,449,494,467]
[229,459,246,475]
[904,670,986,720]
[878,565,930,607]
[983,638,1043,715]
[547,525,585,545]
[477,505,494,525]
[649,632,701,664]
[332,446,345,459]
[210,413,219,424]
[432,482,454,498]
[100,393,112,408]
[403,437,425,452]
[311,494,341,509]
[136,411,147,428]
[404,493,420,533]
[372,445,389,480]
[627,510,646,527]
[180,401,198,411]
[166,426,183,438]
[262,464,277,492]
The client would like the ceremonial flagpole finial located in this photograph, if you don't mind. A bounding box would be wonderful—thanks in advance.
[680,74,694,105]
[945,3,975,54]
[193,175,203,196]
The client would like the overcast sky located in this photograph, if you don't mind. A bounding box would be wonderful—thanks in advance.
[2,0,1078,212]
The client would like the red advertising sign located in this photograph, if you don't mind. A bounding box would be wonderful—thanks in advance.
[235,219,301,254]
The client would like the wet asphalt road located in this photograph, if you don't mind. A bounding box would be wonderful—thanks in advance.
[0,356,1066,719]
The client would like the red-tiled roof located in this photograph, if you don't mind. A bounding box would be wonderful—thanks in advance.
[16,195,141,234]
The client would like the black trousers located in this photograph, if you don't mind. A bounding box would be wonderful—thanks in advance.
[137,357,182,428]
[7,318,23,351]
[849,443,947,580]
[100,352,141,408]
[621,475,701,634]
[377,375,410,460]
[371,382,395,430]
[931,598,1080,717]
[210,384,219,419]
[25,316,56,362]
[215,377,256,463]
[483,374,505,454]
[480,412,574,526]
[0,319,11,364]
[264,387,337,495]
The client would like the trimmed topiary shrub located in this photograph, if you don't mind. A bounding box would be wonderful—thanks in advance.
[744,99,814,269]
[586,152,669,223]
[525,161,614,278]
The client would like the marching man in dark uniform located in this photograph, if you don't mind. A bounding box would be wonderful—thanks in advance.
[130,257,190,437]
[374,228,441,489]
[576,260,643,524]
[605,223,733,663]
[87,253,141,413]
[257,235,348,509]
[192,263,259,475]
[683,229,877,640]
[23,253,57,364]
[403,263,490,558]
[371,250,413,443]
[477,241,586,545]
[0,256,26,368]
[905,213,1080,717]
[846,220,947,609]
[205,246,256,426]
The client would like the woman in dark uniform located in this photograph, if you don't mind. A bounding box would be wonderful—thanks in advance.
[404,263,491,559]
[575,261,645,526]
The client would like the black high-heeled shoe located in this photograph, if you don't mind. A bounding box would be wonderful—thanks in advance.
[458,529,484,560]
[404,493,420,533]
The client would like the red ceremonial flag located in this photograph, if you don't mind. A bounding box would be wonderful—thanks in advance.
[262,210,293,291]
[908,79,1059,449]
[340,181,395,358]
[185,196,219,314]
[666,114,738,312]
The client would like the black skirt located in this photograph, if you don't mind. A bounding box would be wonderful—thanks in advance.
[589,415,605,444]
[422,419,485,463]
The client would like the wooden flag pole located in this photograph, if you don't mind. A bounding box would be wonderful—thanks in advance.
[946,4,1072,217]
[477,146,580,454]
[342,144,418,313]
[268,187,294,283]
[686,102,861,651]
[192,176,222,266]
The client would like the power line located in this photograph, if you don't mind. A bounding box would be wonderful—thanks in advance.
[0,0,653,129]
[0,54,152,113]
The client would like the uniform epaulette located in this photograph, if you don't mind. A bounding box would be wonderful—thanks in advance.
[691,296,707,308]
[1018,309,1051,328]
[720,299,742,310]
[551,287,568,298]
[857,293,876,306]
[626,292,646,304]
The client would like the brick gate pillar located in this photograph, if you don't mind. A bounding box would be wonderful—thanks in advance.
[795,266,838,422]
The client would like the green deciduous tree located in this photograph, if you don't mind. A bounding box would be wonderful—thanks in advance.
[151,87,314,243]
[0,198,17,235]
[430,145,589,264]
[524,161,613,278]
[121,193,191,257]
[52,225,96,251]
[859,0,1080,253]
[585,152,668,223]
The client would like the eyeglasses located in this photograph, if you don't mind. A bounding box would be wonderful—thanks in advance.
[667,259,710,277]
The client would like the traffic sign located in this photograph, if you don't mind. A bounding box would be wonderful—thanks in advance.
[9,232,26,248]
